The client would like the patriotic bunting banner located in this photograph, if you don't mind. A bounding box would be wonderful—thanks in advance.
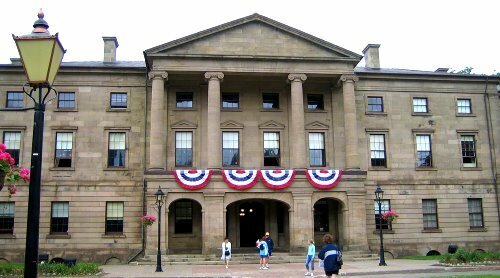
[222,170,260,190]
[174,170,213,190]
[305,169,342,189]
[260,170,296,189]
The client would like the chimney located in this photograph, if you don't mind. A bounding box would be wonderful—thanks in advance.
[103,36,119,63]
[435,68,449,73]
[362,44,381,68]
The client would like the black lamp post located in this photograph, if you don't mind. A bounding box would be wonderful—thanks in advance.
[154,186,165,272]
[375,185,387,266]
[1,9,65,278]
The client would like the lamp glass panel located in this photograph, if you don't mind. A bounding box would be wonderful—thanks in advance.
[47,41,64,85]
[16,39,54,83]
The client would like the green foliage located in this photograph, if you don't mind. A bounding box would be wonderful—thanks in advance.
[451,67,474,74]
[0,263,23,276]
[0,262,100,276]
[440,249,500,264]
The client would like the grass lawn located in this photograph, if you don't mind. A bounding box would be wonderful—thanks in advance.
[432,275,500,278]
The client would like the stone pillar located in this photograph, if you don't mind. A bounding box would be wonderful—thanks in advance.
[290,192,313,252]
[163,208,169,254]
[148,71,168,170]
[205,72,224,169]
[202,193,225,255]
[288,74,307,169]
[345,193,369,251]
[341,74,360,169]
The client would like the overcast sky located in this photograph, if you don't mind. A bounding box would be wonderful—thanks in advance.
[1,0,498,74]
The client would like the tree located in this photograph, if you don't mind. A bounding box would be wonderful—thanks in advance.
[451,67,474,74]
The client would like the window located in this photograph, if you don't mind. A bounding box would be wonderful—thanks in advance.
[0,202,14,234]
[314,200,329,232]
[110,93,127,108]
[3,131,21,166]
[457,99,472,114]
[222,93,239,109]
[175,132,193,167]
[176,92,193,108]
[106,202,124,234]
[309,133,325,167]
[367,97,383,112]
[307,94,324,110]
[413,97,428,113]
[263,132,280,166]
[6,92,23,108]
[175,200,193,234]
[416,135,432,167]
[108,132,126,167]
[460,135,477,167]
[55,132,73,168]
[57,92,75,109]
[262,93,279,109]
[422,199,438,230]
[467,198,483,228]
[222,132,239,167]
[370,134,387,167]
[374,200,391,230]
[51,202,69,234]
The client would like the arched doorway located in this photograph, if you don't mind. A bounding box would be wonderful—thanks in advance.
[168,199,202,254]
[313,198,344,249]
[226,199,290,251]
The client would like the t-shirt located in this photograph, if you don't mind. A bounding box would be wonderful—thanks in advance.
[308,244,316,256]
[258,241,269,256]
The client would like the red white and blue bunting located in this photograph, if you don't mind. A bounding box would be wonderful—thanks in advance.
[306,169,342,189]
[260,170,296,190]
[221,170,260,190]
[174,170,213,190]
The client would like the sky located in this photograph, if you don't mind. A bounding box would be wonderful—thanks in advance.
[1,0,499,74]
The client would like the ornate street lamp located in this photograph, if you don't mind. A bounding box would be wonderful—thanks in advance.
[154,186,165,272]
[6,9,65,278]
[375,185,387,266]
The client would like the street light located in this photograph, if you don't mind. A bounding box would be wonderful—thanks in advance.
[375,185,387,266]
[154,186,165,272]
[10,9,65,278]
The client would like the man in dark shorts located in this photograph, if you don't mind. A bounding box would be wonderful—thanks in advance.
[318,233,342,277]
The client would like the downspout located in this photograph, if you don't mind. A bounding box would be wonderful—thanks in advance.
[483,76,499,226]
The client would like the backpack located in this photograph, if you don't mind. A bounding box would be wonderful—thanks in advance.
[337,250,343,268]
[259,244,265,250]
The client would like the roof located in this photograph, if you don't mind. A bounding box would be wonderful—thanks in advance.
[0,61,146,69]
[355,67,500,80]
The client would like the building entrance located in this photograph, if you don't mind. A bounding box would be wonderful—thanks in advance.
[313,198,343,249]
[238,202,265,247]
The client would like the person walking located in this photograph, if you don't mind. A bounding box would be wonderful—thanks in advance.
[221,237,231,269]
[257,237,269,270]
[305,239,315,276]
[318,234,342,278]
[264,232,274,268]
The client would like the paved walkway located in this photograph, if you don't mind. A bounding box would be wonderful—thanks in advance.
[101,259,500,277]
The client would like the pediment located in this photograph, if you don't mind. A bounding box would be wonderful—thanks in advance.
[221,120,244,129]
[259,120,285,129]
[305,121,329,130]
[145,14,362,63]
[171,120,198,129]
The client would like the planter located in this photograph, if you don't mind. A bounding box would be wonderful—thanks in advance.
[0,170,5,192]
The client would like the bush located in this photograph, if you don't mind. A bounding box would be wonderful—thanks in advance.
[0,263,23,276]
[440,249,500,264]
[39,262,100,276]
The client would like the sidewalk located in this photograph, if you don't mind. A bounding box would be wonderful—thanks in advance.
[101,259,500,277]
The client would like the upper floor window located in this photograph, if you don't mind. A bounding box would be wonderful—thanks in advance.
[51,202,69,234]
[263,132,280,167]
[416,135,432,167]
[55,132,73,168]
[110,92,127,109]
[307,94,324,110]
[106,202,124,234]
[222,93,239,109]
[176,92,193,108]
[367,97,383,112]
[108,132,126,167]
[413,97,428,113]
[175,131,193,167]
[57,92,75,109]
[174,200,193,234]
[457,99,472,114]
[422,199,438,230]
[0,202,14,234]
[460,135,476,168]
[370,134,387,167]
[374,200,391,230]
[3,131,21,166]
[262,93,279,109]
[222,132,239,167]
[467,198,483,228]
[6,92,23,108]
[309,133,325,167]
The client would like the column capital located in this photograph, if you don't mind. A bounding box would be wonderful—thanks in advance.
[148,71,168,81]
[287,73,307,83]
[204,72,224,81]
[340,74,359,83]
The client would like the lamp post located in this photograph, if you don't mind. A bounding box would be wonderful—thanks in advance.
[375,185,387,266]
[154,187,165,272]
[9,9,65,278]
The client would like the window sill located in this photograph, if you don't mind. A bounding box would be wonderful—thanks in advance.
[171,233,196,238]
[421,228,442,233]
[412,112,432,116]
[456,113,476,117]
[49,167,75,171]
[0,234,15,239]
[106,108,130,112]
[174,166,195,170]
[46,234,71,239]
[460,167,482,171]
[173,108,197,111]
[260,109,282,112]
[305,109,327,113]
[373,230,394,234]
[54,109,78,112]
[369,167,391,171]
[415,167,437,171]
[104,167,129,171]
[468,227,487,232]
[365,112,387,116]
[102,234,126,238]
[221,108,242,112]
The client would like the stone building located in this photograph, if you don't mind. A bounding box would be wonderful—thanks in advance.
[0,14,498,263]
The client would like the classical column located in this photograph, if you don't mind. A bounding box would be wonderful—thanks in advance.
[290,192,313,252]
[202,193,225,255]
[205,72,224,169]
[148,71,168,170]
[341,74,360,169]
[345,193,369,251]
[288,73,307,169]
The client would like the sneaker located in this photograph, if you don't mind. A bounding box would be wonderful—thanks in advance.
[305,272,310,276]
[260,267,263,270]
[310,273,314,277]
[263,267,269,270]
[266,265,269,268]
[225,265,228,269]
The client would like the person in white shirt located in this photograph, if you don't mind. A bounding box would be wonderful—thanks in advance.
[221,237,232,269]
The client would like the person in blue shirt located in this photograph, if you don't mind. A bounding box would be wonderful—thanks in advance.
[257,237,269,270]
[318,234,341,277]
[305,239,315,276]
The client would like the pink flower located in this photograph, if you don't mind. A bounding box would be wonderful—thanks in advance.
[0,152,11,161]
[8,185,17,195]
[20,168,30,182]
[0,144,6,152]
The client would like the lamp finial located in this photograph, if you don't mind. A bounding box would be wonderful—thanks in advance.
[38,8,44,19]
[32,8,49,34]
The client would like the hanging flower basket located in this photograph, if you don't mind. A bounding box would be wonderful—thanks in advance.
[0,143,30,197]
[0,170,5,192]
[381,209,399,223]
[140,215,157,227]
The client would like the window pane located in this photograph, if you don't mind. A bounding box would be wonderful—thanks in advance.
[416,135,432,167]
[6,92,24,108]
[263,93,279,109]
[176,132,193,167]
[309,133,325,167]
[0,202,15,234]
[175,201,193,234]
[413,98,428,113]
[222,132,239,166]
[467,199,483,228]
[51,202,69,233]
[110,93,127,108]
[3,131,21,166]
[422,199,438,229]
[461,135,476,167]
[307,94,324,110]
[374,200,391,230]
[457,99,471,114]
[264,132,280,166]
[370,134,386,167]
[368,97,383,112]
[176,92,193,108]
[222,93,239,109]
[58,92,75,108]
[108,133,126,167]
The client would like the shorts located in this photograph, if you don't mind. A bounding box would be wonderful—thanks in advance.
[260,255,269,259]
[325,270,339,276]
